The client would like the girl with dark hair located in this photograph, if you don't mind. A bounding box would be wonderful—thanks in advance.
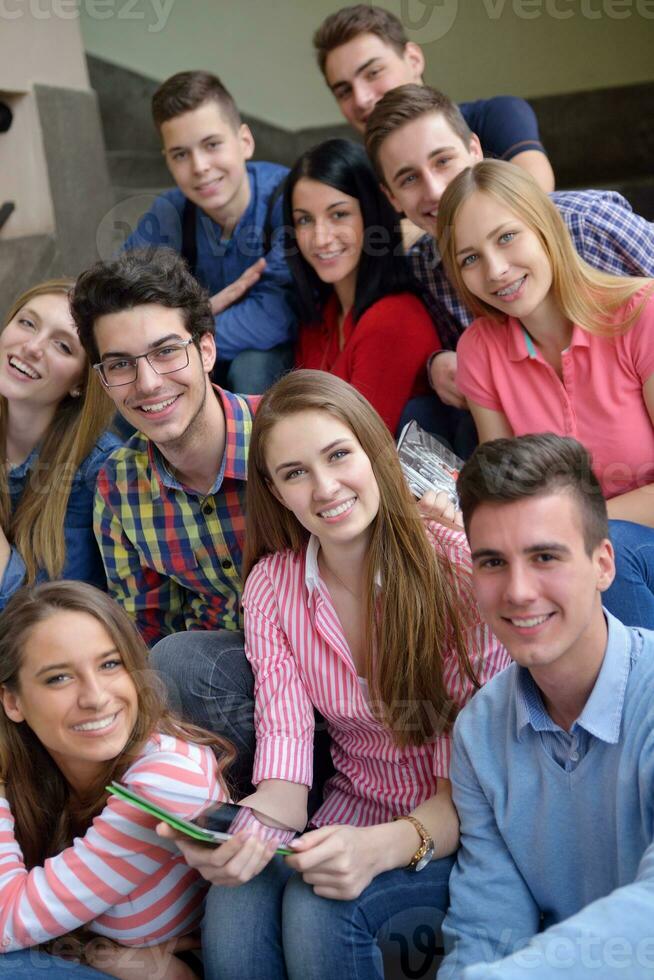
[285,138,439,433]
[0,281,119,609]
[0,581,234,979]
[162,371,509,980]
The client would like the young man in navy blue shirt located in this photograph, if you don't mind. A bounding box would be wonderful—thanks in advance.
[440,434,654,979]
[123,71,295,394]
[313,4,555,192]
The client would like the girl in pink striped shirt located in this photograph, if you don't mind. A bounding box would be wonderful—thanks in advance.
[0,581,232,980]
[170,371,508,980]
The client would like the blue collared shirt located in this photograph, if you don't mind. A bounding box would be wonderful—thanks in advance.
[440,611,654,980]
[123,161,296,362]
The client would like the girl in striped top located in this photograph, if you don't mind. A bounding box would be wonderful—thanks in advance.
[0,581,232,980]
[169,371,509,980]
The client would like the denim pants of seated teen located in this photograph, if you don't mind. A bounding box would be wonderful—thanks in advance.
[603,519,654,629]
[0,950,105,977]
[202,853,454,980]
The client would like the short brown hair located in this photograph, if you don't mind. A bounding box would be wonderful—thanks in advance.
[313,4,407,75]
[457,434,609,557]
[151,70,241,131]
[365,84,472,183]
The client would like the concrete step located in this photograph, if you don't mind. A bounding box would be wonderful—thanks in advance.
[0,233,61,314]
[107,149,171,188]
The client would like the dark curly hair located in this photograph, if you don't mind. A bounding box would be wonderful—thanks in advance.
[71,248,214,364]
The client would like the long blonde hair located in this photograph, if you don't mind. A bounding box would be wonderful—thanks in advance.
[437,160,653,335]
[0,280,114,583]
[244,370,480,748]
[0,581,234,869]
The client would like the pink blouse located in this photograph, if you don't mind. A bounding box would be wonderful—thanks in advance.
[243,522,509,828]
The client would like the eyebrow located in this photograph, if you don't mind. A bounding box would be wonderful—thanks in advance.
[456,222,515,256]
[274,438,353,474]
[471,543,572,561]
[99,333,186,360]
[18,306,42,322]
[391,147,457,184]
[165,133,223,153]
[330,56,380,93]
[35,648,120,678]
[292,200,350,214]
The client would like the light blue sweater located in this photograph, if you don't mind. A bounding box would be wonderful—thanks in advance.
[439,612,654,979]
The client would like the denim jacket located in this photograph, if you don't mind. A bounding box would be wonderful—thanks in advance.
[1,430,121,609]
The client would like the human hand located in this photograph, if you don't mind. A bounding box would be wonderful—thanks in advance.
[82,935,200,980]
[210,258,266,315]
[416,489,463,530]
[285,824,385,901]
[429,351,467,409]
[156,823,276,887]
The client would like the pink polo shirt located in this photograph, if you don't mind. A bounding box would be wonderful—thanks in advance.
[457,288,654,498]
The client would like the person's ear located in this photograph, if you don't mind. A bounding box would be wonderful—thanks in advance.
[239,124,255,161]
[468,133,484,163]
[404,42,425,81]
[198,332,217,374]
[0,685,25,724]
[595,538,616,593]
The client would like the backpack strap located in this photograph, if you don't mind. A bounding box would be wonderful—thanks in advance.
[262,177,287,255]
[181,198,198,275]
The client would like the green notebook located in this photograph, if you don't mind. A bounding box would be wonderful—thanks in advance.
[107,782,295,855]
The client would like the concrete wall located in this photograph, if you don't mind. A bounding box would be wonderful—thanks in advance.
[80,0,654,130]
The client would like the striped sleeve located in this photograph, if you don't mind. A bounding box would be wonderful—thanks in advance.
[0,736,221,952]
[243,557,315,788]
[426,522,511,777]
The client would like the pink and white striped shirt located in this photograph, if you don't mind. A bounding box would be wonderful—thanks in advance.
[243,522,509,828]
[0,733,224,952]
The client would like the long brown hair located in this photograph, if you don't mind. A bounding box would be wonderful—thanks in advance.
[0,581,234,869]
[244,370,480,748]
[0,281,115,583]
[437,160,653,336]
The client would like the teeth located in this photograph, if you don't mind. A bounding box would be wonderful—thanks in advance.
[510,614,550,628]
[9,356,40,379]
[140,397,176,413]
[496,276,526,298]
[316,251,344,260]
[319,498,354,519]
[73,713,117,732]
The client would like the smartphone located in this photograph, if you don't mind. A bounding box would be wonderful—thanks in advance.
[106,782,296,855]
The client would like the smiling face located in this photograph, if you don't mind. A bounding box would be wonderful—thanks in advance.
[0,610,138,794]
[453,190,556,324]
[468,492,614,678]
[292,178,365,297]
[264,409,380,551]
[161,99,254,223]
[93,304,216,450]
[0,292,85,413]
[325,33,424,133]
[379,112,483,234]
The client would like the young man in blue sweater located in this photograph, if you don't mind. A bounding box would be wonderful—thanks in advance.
[440,433,654,979]
[123,71,295,394]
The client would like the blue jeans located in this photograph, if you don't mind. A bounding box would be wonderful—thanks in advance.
[202,853,454,980]
[603,519,654,629]
[215,343,294,395]
[149,629,256,798]
[0,950,105,977]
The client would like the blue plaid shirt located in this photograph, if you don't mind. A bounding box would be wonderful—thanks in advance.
[411,189,654,350]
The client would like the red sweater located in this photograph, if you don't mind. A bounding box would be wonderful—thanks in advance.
[295,292,440,433]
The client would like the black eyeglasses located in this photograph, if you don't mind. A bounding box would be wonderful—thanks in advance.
[93,339,194,387]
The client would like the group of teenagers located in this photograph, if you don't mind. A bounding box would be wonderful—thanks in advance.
[1,4,654,978]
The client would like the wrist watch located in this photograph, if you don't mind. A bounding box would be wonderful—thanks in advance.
[393,814,435,872]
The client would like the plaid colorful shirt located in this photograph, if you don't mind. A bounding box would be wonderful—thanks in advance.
[411,189,654,351]
[94,387,258,646]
